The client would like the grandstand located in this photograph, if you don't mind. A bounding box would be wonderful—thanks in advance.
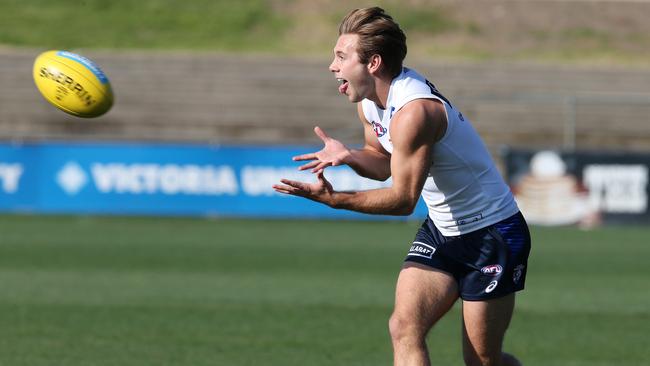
[2,49,649,153]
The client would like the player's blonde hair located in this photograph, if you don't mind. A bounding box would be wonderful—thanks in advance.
[338,7,407,78]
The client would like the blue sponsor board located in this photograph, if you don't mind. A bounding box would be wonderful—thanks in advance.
[0,142,427,220]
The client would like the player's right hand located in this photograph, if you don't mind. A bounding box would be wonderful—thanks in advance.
[293,126,351,173]
[273,170,335,206]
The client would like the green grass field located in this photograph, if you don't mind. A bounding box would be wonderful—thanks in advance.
[0,214,648,366]
[0,0,289,51]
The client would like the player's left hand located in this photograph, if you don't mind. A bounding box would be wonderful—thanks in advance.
[273,170,334,205]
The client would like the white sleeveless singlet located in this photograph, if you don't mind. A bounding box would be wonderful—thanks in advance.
[361,68,519,236]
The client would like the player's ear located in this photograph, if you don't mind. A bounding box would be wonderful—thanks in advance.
[367,54,382,75]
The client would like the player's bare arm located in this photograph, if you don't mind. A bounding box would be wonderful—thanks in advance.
[293,105,391,180]
[274,99,445,216]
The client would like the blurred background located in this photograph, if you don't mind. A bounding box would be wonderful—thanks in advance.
[0,1,648,365]
[2,0,650,224]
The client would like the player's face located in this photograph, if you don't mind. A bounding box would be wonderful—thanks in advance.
[329,34,373,103]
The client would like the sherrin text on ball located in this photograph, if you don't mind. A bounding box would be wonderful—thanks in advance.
[33,50,113,118]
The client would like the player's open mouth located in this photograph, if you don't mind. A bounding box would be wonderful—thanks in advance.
[337,78,349,94]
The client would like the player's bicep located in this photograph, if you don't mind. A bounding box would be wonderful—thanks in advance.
[389,139,432,206]
[388,102,440,206]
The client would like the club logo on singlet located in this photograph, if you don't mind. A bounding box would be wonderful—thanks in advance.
[371,121,387,137]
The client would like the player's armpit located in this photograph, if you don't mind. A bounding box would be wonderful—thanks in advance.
[340,103,391,181]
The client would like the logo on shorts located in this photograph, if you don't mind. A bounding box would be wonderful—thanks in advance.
[407,241,435,259]
[513,264,525,284]
[485,280,499,293]
[481,264,503,276]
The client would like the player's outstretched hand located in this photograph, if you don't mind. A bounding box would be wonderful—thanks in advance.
[273,170,334,205]
[293,126,351,173]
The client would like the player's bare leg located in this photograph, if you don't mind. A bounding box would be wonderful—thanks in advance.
[461,293,521,366]
[389,262,458,366]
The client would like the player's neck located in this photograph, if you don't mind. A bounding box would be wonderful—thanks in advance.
[370,75,392,110]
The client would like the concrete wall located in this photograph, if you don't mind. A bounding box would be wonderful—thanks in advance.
[2,49,649,151]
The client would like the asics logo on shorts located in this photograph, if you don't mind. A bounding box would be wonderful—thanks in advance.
[408,241,435,259]
[485,280,499,293]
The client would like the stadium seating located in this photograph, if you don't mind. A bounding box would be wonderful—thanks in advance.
[1,49,649,153]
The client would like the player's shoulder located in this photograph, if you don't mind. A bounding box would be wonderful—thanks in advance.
[390,101,443,146]
[389,68,435,106]
[395,97,445,124]
[392,68,431,93]
[393,96,447,142]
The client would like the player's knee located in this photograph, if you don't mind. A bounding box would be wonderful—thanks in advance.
[388,312,424,343]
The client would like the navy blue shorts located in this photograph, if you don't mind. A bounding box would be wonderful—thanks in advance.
[405,212,531,301]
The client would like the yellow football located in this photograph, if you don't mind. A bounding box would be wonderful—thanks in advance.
[33,50,113,118]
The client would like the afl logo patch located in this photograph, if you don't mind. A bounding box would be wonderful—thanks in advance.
[371,121,387,137]
[481,264,503,276]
